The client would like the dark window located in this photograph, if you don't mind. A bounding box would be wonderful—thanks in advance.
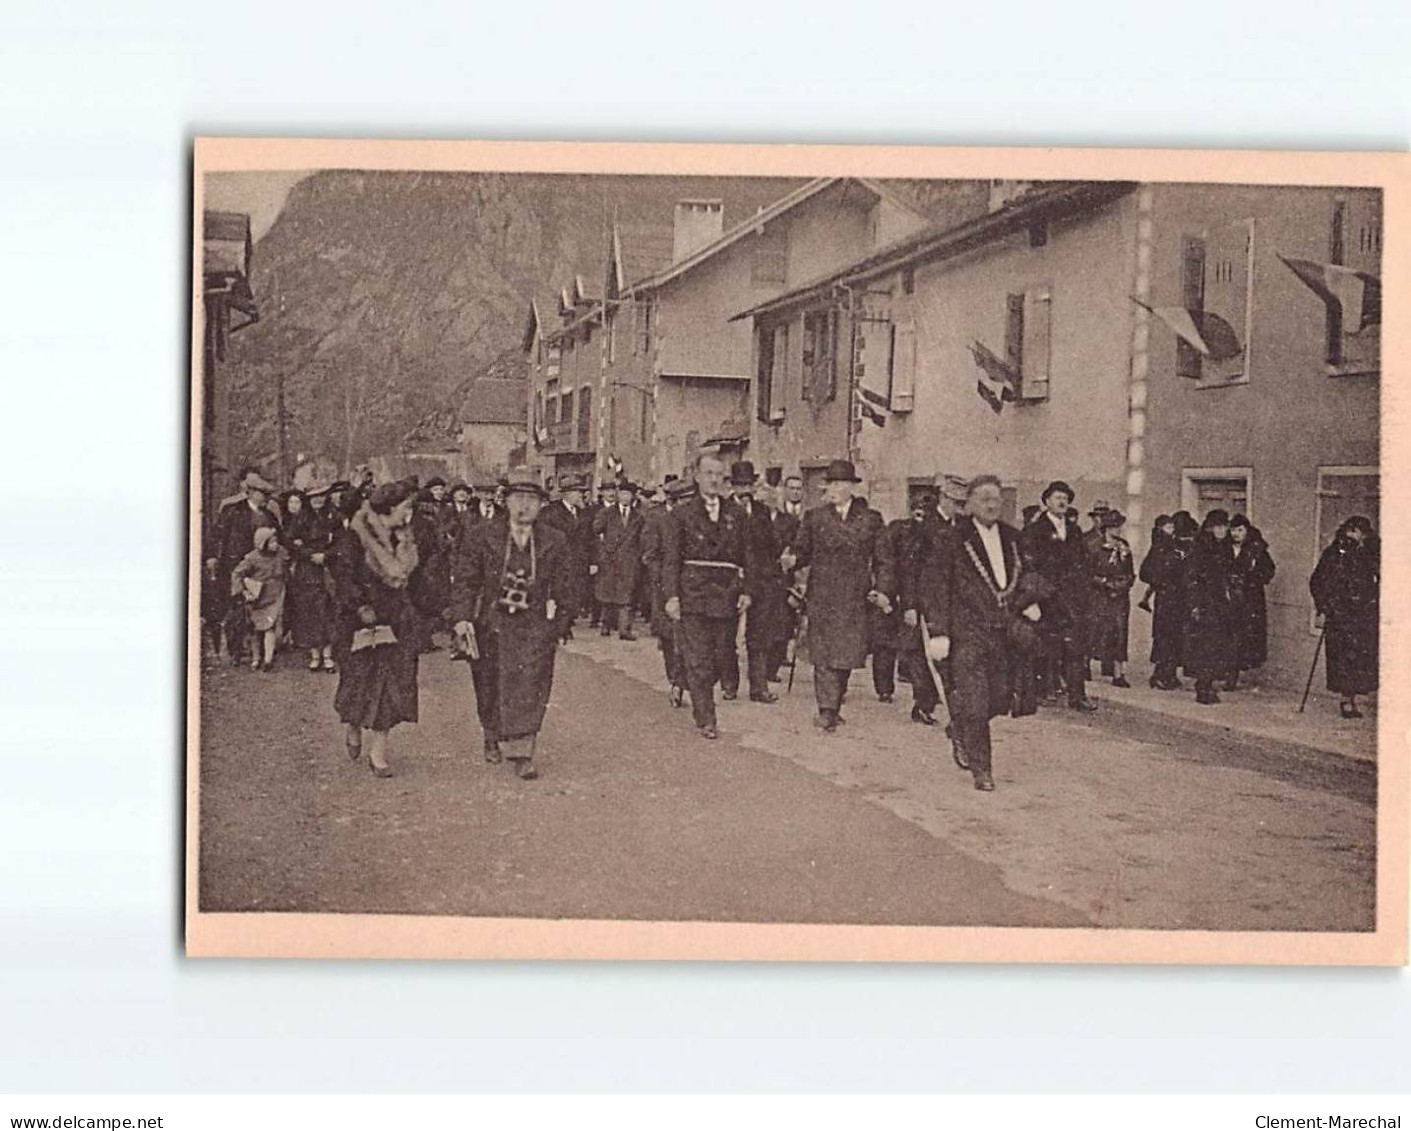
[1178,235,1206,378]
[578,387,592,449]
[800,308,838,403]
[756,327,775,423]
[560,389,574,427]
[751,227,788,286]
[1005,292,1025,376]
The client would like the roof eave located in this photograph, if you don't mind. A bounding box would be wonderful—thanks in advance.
[729,181,1139,323]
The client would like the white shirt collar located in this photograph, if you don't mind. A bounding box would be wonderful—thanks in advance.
[973,518,1008,587]
[1046,510,1067,539]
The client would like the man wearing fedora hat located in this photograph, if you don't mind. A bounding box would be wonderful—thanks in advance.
[1020,480,1099,712]
[729,460,788,704]
[592,479,645,640]
[538,473,594,639]
[211,468,280,666]
[450,468,571,780]
[781,459,895,733]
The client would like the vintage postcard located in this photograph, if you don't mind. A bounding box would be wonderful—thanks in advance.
[187,138,1407,963]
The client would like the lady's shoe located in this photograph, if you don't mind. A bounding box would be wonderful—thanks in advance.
[973,771,995,792]
[698,724,719,740]
[515,760,539,780]
[484,739,503,764]
[308,657,321,671]
[368,759,393,779]
[345,731,362,761]
[911,707,937,726]
[669,685,685,708]
[1340,702,1364,719]
[1112,676,1131,689]
[322,657,337,673]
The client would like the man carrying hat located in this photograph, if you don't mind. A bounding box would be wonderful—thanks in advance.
[592,479,644,640]
[450,468,570,780]
[661,453,751,739]
[1020,480,1099,712]
[916,474,1044,791]
[780,459,895,733]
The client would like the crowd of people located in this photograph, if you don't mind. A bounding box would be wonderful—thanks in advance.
[201,456,1379,791]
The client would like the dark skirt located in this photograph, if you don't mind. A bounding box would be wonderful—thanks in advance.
[1326,611,1378,695]
[1149,590,1184,665]
[334,631,420,730]
[1089,593,1130,663]
[289,565,335,649]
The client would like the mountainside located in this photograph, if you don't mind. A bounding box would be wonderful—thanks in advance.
[221,170,806,469]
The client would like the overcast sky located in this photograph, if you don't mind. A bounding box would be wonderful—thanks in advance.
[204,171,312,241]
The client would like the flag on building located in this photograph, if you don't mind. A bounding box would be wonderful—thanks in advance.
[1132,298,1243,364]
[855,386,886,427]
[969,340,1018,415]
[1278,254,1381,333]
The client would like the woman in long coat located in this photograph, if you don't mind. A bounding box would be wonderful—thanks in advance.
[1086,510,1135,687]
[1225,514,1276,688]
[1182,509,1236,705]
[1138,511,1193,690]
[1310,515,1379,718]
[329,480,426,778]
[286,488,340,671]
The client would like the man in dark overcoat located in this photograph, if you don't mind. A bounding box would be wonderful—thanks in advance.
[1019,479,1099,712]
[729,461,786,704]
[592,480,645,639]
[767,474,807,680]
[782,459,895,733]
[916,474,1043,791]
[661,454,750,739]
[450,468,571,780]
[642,477,696,702]
[538,473,594,638]
[210,470,279,665]
[897,475,968,726]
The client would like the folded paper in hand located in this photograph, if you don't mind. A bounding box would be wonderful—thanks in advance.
[350,624,398,652]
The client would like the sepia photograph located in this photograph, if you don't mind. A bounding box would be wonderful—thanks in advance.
[186,140,1405,963]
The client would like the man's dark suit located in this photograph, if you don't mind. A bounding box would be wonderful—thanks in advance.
[1019,510,1093,706]
[593,503,645,637]
[661,495,747,730]
[916,516,1026,783]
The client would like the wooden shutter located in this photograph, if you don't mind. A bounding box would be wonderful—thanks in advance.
[1021,287,1051,401]
[1339,192,1382,374]
[1202,218,1252,383]
[890,320,915,412]
[756,327,773,423]
[769,324,788,422]
[1178,235,1206,378]
[824,307,840,402]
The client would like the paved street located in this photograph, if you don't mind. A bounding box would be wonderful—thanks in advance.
[197,634,1375,932]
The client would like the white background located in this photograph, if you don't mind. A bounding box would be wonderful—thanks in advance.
[1,0,1408,1094]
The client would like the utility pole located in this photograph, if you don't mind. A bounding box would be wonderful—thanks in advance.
[273,269,289,486]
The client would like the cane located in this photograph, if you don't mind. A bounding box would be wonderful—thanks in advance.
[785,599,806,694]
[918,615,956,734]
[1298,627,1326,714]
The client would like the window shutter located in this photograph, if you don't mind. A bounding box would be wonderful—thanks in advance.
[825,307,839,402]
[1338,193,1382,374]
[1005,293,1025,376]
[1178,236,1206,379]
[756,327,773,424]
[769,324,788,422]
[1020,287,1051,401]
[890,320,916,412]
[1202,218,1253,382]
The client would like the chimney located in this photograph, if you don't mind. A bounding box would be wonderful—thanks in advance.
[673,199,724,262]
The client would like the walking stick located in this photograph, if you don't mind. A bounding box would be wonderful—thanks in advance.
[1298,627,1326,713]
[785,596,806,694]
[918,615,955,733]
